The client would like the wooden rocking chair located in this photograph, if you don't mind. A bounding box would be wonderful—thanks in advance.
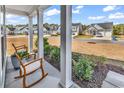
[12,43,48,88]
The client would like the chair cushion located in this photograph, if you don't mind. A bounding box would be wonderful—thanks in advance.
[21,60,41,74]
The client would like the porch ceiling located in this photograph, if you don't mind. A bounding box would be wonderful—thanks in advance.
[5,5,50,16]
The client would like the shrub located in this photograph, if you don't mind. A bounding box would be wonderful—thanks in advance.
[35,37,60,62]
[50,46,60,63]
[73,57,95,80]
[35,37,52,56]
[35,37,49,48]
[17,50,29,59]
[44,44,52,56]
[87,55,107,64]
[72,53,107,65]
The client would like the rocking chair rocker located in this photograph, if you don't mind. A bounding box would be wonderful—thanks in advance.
[12,43,48,88]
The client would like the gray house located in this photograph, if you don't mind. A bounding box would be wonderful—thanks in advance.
[86,22,113,40]
[72,23,82,36]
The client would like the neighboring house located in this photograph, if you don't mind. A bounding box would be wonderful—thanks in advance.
[6,27,15,35]
[43,27,50,35]
[33,25,38,34]
[6,23,83,36]
[49,25,59,35]
[57,26,60,34]
[57,23,83,36]
[86,22,113,40]
[72,23,82,36]
[14,25,28,34]
[13,25,49,35]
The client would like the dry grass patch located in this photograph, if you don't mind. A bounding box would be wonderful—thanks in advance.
[48,36,124,61]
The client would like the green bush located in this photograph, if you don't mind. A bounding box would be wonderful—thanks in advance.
[35,37,52,56]
[73,57,95,80]
[86,55,107,64]
[50,46,60,63]
[17,50,29,59]
[35,37,60,62]
[35,37,49,48]
[72,53,107,65]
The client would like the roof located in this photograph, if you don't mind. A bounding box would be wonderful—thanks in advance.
[72,23,82,26]
[93,24,104,30]
[91,22,113,30]
[7,27,16,31]
[5,5,50,16]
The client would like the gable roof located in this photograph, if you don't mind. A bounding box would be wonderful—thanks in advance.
[93,24,104,30]
[91,22,113,30]
[72,23,82,26]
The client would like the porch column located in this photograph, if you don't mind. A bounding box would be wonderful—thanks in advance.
[28,16,33,53]
[0,5,2,87]
[37,7,44,58]
[0,5,6,88]
[60,5,73,88]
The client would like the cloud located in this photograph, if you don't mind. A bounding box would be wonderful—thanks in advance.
[6,14,27,24]
[103,5,117,12]
[88,16,105,20]
[108,12,124,19]
[7,19,19,24]
[76,5,84,9]
[45,8,60,16]
[6,14,26,20]
[72,9,80,14]
[45,17,51,21]
[72,5,84,14]
[6,14,17,19]
[20,17,26,20]
[114,22,120,25]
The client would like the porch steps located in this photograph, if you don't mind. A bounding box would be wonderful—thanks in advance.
[102,71,124,88]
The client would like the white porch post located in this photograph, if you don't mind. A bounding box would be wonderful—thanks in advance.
[0,5,6,88]
[0,5,2,87]
[37,7,44,58]
[60,5,73,88]
[28,16,33,53]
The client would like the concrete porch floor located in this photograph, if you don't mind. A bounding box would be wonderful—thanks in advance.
[5,57,79,88]
[5,57,61,88]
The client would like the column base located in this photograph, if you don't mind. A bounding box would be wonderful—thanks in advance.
[59,80,73,88]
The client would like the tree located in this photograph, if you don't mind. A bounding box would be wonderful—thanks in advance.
[113,24,124,35]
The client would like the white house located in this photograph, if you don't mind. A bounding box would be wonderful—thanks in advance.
[5,27,15,35]
[72,23,82,36]
[87,22,113,40]
[57,23,83,36]
[14,25,28,34]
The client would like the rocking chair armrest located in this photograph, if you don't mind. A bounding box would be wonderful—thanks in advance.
[16,45,26,48]
[24,58,43,67]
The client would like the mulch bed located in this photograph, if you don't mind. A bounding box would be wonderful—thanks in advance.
[45,56,124,88]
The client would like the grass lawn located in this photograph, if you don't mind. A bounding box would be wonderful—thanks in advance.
[7,35,37,55]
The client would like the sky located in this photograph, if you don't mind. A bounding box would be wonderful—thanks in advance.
[5,5,124,25]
